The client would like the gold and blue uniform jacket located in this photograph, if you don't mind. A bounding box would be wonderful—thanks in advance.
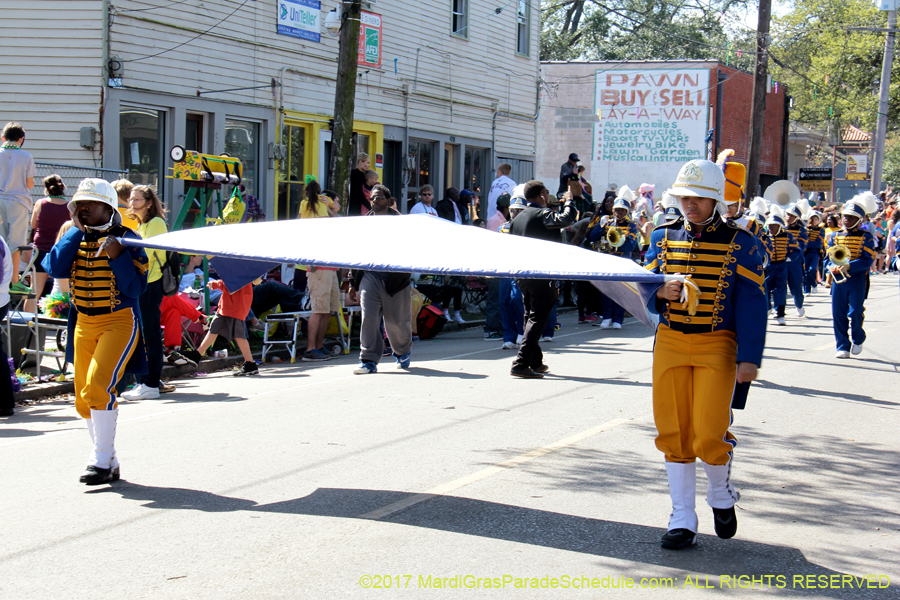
[43,225,149,368]
[588,216,640,257]
[825,228,876,275]
[645,213,767,365]
[731,214,767,264]
[767,230,795,264]
[787,223,807,256]
[806,225,824,251]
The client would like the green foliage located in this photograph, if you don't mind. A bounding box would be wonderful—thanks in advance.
[881,132,900,189]
[540,0,755,69]
[771,0,898,131]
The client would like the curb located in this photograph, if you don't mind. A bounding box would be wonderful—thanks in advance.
[16,308,577,401]
[15,355,246,401]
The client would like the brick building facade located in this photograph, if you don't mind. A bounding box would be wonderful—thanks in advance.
[537,60,787,199]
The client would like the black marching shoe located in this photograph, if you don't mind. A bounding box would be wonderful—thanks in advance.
[660,528,698,550]
[182,350,203,365]
[532,364,550,373]
[510,365,543,379]
[712,506,738,539]
[234,361,260,376]
[79,464,120,485]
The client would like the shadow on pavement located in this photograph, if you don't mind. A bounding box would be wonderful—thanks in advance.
[0,405,80,437]
[88,480,897,598]
[753,380,899,408]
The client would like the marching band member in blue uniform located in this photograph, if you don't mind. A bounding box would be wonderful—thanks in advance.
[744,198,770,266]
[804,210,825,295]
[717,150,772,272]
[43,179,148,485]
[764,206,795,326]
[645,159,767,550]
[745,198,768,237]
[589,197,639,329]
[717,149,746,225]
[826,198,876,359]
[785,205,808,316]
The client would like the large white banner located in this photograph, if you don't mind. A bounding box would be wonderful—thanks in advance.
[592,68,710,197]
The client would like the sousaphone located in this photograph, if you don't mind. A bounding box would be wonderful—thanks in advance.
[763,180,801,208]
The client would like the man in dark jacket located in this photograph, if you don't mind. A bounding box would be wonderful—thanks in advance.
[347,185,413,373]
[508,180,577,378]
[557,153,580,196]
[436,187,465,224]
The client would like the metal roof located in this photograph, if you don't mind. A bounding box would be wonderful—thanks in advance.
[842,125,872,142]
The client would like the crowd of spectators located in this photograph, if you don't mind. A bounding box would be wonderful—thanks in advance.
[4,118,899,400]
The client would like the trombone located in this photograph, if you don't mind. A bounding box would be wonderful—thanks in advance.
[826,245,851,284]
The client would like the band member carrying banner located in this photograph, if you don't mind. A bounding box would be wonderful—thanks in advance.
[644,159,767,550]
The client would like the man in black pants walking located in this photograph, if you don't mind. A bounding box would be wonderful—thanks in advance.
[508,181,576,378]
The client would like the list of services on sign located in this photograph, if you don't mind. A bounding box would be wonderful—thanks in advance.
[592,68,710,192]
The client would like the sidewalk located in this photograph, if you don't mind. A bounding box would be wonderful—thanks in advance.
[13,307,576,402]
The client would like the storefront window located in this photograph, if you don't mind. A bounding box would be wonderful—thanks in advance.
[496,157,534,184]
[120,107,165,194]
[277,124,306,219]
[406,139,434,204]
[464,146,490,218]
[225,118,260,204]
[357,134,370,161]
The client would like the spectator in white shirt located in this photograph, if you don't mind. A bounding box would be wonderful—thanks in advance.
[409,185,438,216]
[487,163,516,217]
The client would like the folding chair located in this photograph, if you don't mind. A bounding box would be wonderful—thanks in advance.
[462,276,489,309]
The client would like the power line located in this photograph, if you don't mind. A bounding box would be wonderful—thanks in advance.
[123,0,252,63]
[114,0,192,13]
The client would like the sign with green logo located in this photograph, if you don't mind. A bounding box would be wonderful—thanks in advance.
[358,10,382,69]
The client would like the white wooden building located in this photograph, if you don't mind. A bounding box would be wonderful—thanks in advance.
[1,0,539,218]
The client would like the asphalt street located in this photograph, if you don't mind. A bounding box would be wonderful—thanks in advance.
[1,275,898,600]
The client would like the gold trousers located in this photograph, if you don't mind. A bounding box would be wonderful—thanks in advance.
[73,309,139,418]
[652,324,737,465]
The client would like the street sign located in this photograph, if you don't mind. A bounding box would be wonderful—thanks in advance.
[799,167,832,192]
[845,152,870,181]
[876,0,898,11]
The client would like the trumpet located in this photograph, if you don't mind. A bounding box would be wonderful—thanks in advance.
[827,244,851,283]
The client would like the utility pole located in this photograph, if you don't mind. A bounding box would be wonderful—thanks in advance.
[329,0,362,214]
[872,9,897,194]
[746,0,772,200]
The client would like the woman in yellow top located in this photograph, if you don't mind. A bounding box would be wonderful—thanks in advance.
[120,185,172,400]
[299,176,342,361]
[638,210,653,260]
[299,177,341,218]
